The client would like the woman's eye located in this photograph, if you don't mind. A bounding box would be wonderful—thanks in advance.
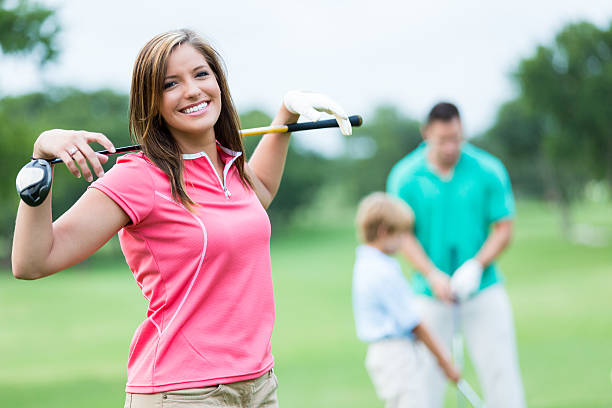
[196,71,209,78]
[163,81,176,90]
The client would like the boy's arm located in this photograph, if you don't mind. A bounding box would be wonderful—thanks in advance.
[412,322,461,383]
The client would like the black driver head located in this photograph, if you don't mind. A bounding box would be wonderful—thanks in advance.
[16,159,53,207]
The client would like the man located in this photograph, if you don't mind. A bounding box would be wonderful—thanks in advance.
[386,102,526,408]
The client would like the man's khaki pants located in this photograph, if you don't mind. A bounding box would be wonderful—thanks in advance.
[414,285,526,408]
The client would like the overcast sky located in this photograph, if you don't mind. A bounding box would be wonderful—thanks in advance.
[2,0,612,154]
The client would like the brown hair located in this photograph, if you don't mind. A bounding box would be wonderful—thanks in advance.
[426,101,460,125]
[355,192,414,243]
[129,29,251,208]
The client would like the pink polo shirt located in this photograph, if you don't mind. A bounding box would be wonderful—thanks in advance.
[89,144,274,393]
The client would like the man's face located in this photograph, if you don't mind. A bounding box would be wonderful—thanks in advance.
[423,117,463,168]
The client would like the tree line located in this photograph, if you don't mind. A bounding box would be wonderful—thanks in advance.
[1,1,611,261]
[478,20,612,231]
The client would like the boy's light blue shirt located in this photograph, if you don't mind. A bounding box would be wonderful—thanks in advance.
[352,245,421,343]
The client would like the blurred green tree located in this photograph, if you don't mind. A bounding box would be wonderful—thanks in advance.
[0,0,60,63]
[481,20,612,232]
[475,97,589,232]
[476,98,548,198]
[340,105,422,200]
[516,21,612,193]
[239,109,330,228]
[0,89,130,260]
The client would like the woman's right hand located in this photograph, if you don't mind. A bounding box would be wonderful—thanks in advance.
[33,129,116,182]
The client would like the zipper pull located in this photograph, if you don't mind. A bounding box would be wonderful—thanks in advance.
[223,186,231,199]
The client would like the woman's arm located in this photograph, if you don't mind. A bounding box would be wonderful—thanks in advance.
[11,129,127,279]
[246,105,298,209]
[12,189,129,279]
[246,91,351,208]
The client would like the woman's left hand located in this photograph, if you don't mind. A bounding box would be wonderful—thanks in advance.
[283,90,352,136]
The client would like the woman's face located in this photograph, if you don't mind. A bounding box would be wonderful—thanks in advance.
[160,43,222,143]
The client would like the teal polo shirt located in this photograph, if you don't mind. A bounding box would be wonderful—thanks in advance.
[386,142,515,297]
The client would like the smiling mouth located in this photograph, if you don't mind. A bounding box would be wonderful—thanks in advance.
[180,101,209,114]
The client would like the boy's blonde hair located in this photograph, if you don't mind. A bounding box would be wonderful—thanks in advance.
[356,192,414,243]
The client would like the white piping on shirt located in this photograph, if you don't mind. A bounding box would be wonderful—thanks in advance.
[129,234,162,335]
[154,191,208,337]
[127,324,144,363]
[182,149,242,199]
[135,280,151,302]
[149,315,162,336]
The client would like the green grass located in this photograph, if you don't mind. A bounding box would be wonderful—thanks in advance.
[1,200,611,407]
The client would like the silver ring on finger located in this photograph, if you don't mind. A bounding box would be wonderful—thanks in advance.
[68,146,78,156]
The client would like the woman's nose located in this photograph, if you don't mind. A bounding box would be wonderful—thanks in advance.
[184,79,202,99]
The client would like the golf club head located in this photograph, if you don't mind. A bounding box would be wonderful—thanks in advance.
[16,159,53,207]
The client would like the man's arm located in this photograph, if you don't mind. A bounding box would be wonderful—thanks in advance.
[475,219,513,267]
[477,156,515,267]
[400,232,454,302]
[450,219,513,301]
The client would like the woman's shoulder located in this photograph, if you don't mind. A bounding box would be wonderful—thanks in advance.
[90,152,158,225]
[95,152,157,189]
[109,153,160,177]
[115,152,151,166]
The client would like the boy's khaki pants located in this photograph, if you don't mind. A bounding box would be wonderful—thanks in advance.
[365,338,426,408]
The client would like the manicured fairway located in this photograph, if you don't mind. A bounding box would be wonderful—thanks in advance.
[1,201,611,407]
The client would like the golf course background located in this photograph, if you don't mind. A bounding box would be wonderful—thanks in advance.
[2,4,612,407]
[2,200,611,407]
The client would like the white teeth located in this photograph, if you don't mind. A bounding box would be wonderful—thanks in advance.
[182,102,208,114]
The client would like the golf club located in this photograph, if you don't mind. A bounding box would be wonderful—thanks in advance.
[16,115,362,207]
[457,379,485,408]
[450,248,466,408]
[453,303,465,408]
[450,247,486,408]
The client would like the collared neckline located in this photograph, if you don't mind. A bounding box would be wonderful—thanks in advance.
[357,244,391,259]
[181,142,242,200]
[181,142,242,161]
[423,142,463,182]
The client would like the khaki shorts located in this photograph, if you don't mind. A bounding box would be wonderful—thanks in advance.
[124,370,278,408]
[365,338,426,407]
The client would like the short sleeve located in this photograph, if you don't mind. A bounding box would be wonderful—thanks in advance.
[387,163,412,204]
[88,154,154,225]
[486,161,515,224]
[386,165,402,197]
[387,149,424,207]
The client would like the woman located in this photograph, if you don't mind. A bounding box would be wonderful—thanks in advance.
[12,29,351,407]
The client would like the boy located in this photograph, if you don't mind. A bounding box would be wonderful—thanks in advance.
[352,192,460,408]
